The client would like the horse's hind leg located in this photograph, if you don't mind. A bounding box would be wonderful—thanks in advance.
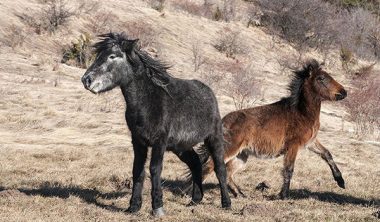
[309,139,345,189]
[173,149,203,205]
[205,134,231,209]
[279,145,299,199]
[226,150,249,198]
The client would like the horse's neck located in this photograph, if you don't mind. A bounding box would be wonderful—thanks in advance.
[120,73,161,113]
[298,89,321,122]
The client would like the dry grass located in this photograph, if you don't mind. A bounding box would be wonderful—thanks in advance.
[0,0,379,221]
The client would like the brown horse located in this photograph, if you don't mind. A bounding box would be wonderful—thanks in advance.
[195,60,347,199]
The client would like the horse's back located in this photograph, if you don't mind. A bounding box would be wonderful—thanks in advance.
[166,78,221,146]
[223,102,289,158]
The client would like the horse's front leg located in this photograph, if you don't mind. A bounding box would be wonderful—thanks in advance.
[150,142,166,217]
[127,138,148,213]
[309,139,345,189]
[279,146,299,199]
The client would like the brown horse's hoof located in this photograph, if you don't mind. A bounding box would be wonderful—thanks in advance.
[335,176,345,189]
[152,207,165,217]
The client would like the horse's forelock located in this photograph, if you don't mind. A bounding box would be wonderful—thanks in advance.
[287,59,321,106]
[94,32,130,54]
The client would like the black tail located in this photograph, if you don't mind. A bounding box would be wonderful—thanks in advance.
[182,144,211,194]
[182,126,231,194]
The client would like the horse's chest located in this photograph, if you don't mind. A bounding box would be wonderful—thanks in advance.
[304,122,320,148]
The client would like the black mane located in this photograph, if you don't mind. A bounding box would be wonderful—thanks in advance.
[93,32,172,88]
[286,59,320,106]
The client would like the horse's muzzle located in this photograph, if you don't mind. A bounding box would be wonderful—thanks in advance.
[81,74,93,90]
[335,89,347,100]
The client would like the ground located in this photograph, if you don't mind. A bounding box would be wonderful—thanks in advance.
[0,0,379,221]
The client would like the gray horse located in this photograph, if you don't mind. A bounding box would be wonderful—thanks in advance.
[81,32,231,216]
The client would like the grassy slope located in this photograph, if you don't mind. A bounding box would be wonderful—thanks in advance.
[0,0,379,221]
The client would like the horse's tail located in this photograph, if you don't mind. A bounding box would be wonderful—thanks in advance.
[182,144,212,194]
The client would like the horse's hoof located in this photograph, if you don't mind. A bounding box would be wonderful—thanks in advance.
[279,192,288,200]
[125,205,141,214]
[222,201,231,210]
[152,207,165,217]
[240,193,247,198]
[187,199,201,207]
[335,176,345,189]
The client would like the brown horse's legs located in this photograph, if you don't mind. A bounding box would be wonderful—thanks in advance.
[279,147,299,199]
[226,150,249,198]
[309,139,345,189]
[226,160,246,197]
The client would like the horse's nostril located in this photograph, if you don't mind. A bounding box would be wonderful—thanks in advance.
[82,75,92,89]
[340,89,347,98]
[335,89,347,100]
[85,77,92,88]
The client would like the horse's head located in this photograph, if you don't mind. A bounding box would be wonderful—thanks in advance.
[81,32,139,94]
[306,61,347,101]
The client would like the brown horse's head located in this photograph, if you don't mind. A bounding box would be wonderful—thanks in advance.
[288,60,347,106]
[308,62,347,101]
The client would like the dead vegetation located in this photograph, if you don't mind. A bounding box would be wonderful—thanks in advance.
[343,64,380,138]
[222,62,260,110]
[0,0,379,221]
[1,25,27,49]
[213,27,247,59]
[61,33,94,68]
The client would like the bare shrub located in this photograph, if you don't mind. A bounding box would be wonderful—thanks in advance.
[258,0,335,54]
[221,0,237,22]
[213,27,246,58]
[77,1,100,14]
[122,20,158,48]
[148,0,166,12]
[173,0,214,18]
[192,41,207,72]
[335,8,380,60]
[18,0,75,34]
[1,25,26,49]
[258,0,380,60]
[343,67,380,137]
[200,68,224,93]
[87,11,119,34]
[213,6,223,21]
[221,62,260,110]
[340,47,357,72]
[61,33,94,68]
[353,63,376,79]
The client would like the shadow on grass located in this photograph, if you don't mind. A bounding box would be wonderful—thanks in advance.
[267,189,380,207]
[161,178,219,196]
[13,183,129,212]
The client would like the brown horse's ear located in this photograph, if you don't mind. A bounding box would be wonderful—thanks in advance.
[307,59,320,76]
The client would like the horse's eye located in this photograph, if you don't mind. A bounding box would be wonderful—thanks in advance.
[317,76,325,81]
[109,55,116,60]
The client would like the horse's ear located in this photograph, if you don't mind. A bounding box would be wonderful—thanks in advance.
[123,39,139,53]
[306,59,320,76]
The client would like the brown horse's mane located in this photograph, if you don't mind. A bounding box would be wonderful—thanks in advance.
[285,59,321,107]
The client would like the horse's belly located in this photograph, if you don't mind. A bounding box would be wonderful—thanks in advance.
[244,138,285,159]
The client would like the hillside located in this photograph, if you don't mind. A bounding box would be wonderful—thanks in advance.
[0,0,379,221]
